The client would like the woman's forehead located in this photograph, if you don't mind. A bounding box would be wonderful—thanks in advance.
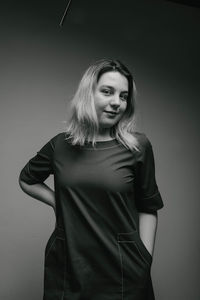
[97,71,128,90]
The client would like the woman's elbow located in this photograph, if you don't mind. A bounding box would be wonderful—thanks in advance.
[18,177,29,192]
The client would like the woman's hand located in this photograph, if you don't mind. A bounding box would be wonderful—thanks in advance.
[138,211,158,257]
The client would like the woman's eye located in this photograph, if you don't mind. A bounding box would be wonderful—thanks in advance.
[121,94,128,101]
[102,89,111,95]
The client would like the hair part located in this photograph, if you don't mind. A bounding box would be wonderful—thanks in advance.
[64,58,140,152]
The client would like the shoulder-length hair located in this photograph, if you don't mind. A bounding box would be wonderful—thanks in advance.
[64,58,140,152]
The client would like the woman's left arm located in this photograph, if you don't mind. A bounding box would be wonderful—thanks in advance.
[139,211,158,257]
[136,134,164,257]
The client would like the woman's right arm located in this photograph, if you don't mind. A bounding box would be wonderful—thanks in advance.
[18,133,62,214]
[19,179,56,214]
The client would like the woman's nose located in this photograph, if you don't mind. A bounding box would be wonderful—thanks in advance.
[110,94,120,107]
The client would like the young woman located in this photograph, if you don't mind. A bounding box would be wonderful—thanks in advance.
[19,59,164,300]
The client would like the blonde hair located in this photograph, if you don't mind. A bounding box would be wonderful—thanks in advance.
[64,59,140,152]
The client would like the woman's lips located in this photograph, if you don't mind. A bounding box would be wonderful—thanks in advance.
[104,111,118,116]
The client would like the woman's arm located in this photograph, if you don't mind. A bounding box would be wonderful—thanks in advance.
[19,179,56,214]
[138,211,158,257]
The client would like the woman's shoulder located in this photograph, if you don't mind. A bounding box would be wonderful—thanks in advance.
[45,132,67,149]
[50,131,75,147]
[132,131,152,149]
[131,132,154,162]
[49,132,65,142]
[51,131,70,140]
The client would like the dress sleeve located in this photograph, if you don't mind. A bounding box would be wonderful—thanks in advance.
[19,133,61,185]
[135,134,164,213]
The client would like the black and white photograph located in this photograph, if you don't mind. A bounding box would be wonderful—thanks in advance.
[0,1,199,299]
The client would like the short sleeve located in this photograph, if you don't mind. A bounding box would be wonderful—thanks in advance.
[19,133,61,185]
[135,134,164,213]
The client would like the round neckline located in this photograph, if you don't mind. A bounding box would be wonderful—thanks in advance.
[81,138,120,150]
[63,133,121,150]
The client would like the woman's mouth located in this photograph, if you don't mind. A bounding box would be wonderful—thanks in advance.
[104,111,118,117]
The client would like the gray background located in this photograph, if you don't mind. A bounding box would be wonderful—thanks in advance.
[0,0,200,299]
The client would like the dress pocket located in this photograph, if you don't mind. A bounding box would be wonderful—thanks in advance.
[117,231,152,293]
[43,227,66,300]
[118,231,152,266]
[45,230,57,259]
[136,233,153,266]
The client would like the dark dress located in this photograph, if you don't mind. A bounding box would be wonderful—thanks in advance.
[19,132,164,300]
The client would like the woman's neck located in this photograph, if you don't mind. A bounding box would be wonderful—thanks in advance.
[94,128,114,141]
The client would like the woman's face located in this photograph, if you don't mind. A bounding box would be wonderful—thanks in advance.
[93,71,129,130]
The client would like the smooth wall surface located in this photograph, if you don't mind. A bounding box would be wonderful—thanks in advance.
[0,0,200,299]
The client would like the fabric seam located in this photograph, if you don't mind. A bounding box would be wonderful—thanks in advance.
[117,241,124,300]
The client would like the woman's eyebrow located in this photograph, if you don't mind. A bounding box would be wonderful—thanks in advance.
[100,85,128,93]
[100,85,113,89]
